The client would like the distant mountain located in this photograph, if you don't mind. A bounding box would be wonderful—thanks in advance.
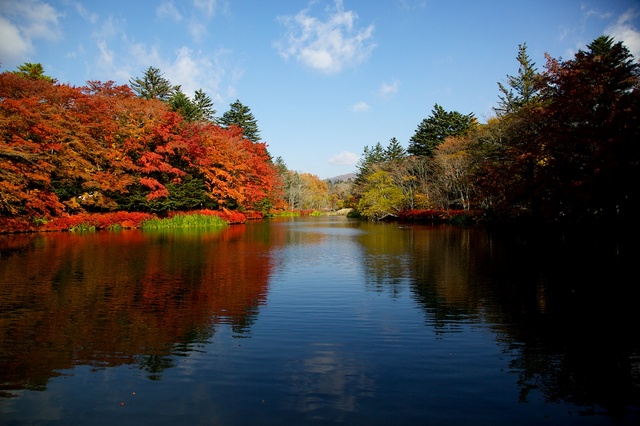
[327,173,356,183]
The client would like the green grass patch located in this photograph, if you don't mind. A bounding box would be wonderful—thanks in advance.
[69,223,96,232]
[32,216,49,226]
[277,211,301,217]
[141,213,227,229]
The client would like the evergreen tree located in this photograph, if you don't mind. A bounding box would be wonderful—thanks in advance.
[495,43,540,116]
[220,99,261,142]
[168,88,216,122]
[12,63,55,82]
[129,66,174,101]
[193,89,216,122]
[384,137,406,162]
[274,156,289,175]
[407,104,475,157]
[355,143,385,182]
[169,88,199,122]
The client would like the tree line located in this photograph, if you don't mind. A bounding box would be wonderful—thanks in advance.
[0,64,285,220]
[348,35,639,224]
[1,34,638,227]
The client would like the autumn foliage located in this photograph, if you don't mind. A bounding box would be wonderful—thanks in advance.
[351,36,639,225]
[0,72,282,228]
[42,211,154,231]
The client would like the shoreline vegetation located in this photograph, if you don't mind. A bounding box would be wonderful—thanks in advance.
[0,207,482,235]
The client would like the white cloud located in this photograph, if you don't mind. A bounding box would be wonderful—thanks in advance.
[350,101,370,112]
[188,20,208,42]
[97,40,114,68]
[13,0,62,40]
[0,16,31,60]
[84,3,237,103]
[275,0,376,74]
[193,0,218,20]
[580,4,612,20]
[157,1,183,22]
[379,79,399,98]
[606,9,640,60]
[0,0,62,61]
[95,39,130,82]
[75,2,98,24]
[167,47,212,95]
[94,15,124,40]
[329,151,360,166]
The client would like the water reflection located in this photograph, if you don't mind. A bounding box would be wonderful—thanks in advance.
[1,219,639,424]
[285,342,376,422]
[0,226,273,395]
[356,222,640,420]
[481,227,640,420]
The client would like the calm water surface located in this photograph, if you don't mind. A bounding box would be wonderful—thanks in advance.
[1,217,639,425]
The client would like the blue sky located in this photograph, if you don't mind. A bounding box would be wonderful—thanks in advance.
[1,0,639,179]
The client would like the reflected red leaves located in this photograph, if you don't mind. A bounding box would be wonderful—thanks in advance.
[0,226,271,395]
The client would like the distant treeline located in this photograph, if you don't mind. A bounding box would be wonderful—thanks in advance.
[346,35,639,224]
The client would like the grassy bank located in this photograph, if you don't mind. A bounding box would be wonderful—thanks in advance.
[141,213,227,229]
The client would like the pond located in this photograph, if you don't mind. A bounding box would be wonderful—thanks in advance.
[1,216,639,425]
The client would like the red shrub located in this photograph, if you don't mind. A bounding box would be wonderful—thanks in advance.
[42,212,154,231]
[243,210,264,220]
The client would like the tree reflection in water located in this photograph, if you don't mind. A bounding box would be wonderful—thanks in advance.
[1,219,639,424]
[0,226,272,395]
[356,223,640,420]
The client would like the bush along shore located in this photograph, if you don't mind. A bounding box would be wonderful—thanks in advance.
[0,207,498,234]
[0,209,261,234]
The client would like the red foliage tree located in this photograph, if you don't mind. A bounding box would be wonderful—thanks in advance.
[1,68,285,226]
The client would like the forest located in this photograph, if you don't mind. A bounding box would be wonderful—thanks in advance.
[346,35,639,225]
[1,35,638,232]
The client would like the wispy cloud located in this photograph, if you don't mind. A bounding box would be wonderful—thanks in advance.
[397,0,428,13]
[188,21,208,42]
[329,151,360,166]
[193,0,219,20]
[85,6,235,104]
[188,0,226,42]
[606,9,640,60]
[350,101,371,112]
[156,0,225,43]
[275,0,376,74]
[0,0,62,61]
[75,2,98,25]
[580,4,613,20]
[166,46,231,101]
[379,79,399,98]
[157,1,183,22]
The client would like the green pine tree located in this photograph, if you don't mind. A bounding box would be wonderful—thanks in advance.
[384,137,406,162]
[407,104,475,157]
[169,87,199,122]
[129,66,174,101]
[220,99,261,142]
[193,89,216,122]
[495,43,539,116]
[12,62,55,82]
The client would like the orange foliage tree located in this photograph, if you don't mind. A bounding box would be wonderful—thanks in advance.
[0,67,284,223]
